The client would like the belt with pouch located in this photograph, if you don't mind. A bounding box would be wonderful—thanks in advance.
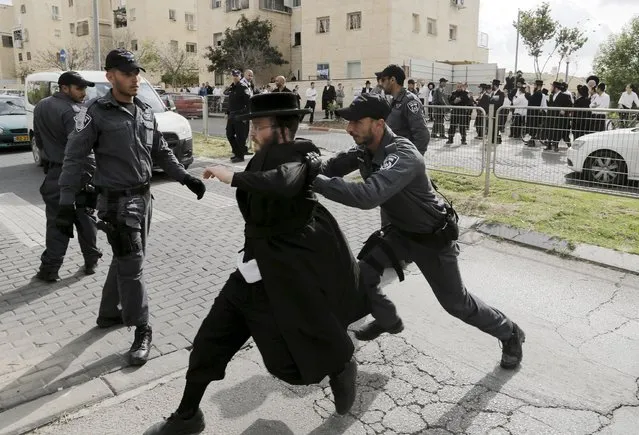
[97,182,150,198]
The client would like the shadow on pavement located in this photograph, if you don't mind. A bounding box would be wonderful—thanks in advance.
[0,272,84,317]
[0,327,127,414]
[238,371,389,435]
[431,364,519,431]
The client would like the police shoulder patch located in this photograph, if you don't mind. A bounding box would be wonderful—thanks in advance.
[381,153,399,170]
[74,106,92,132]
[407,100,420,114]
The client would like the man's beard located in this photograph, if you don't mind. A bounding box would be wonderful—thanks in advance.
[253,132,280,152]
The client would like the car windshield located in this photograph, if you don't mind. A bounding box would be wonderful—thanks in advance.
[0,98,26,115]
[85,81,166,113]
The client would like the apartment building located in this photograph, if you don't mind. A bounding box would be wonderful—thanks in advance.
[0,4,16,82]
[9,0,114,76]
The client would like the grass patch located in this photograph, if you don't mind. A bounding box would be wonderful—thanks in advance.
[192,133,233,158]
[430,172,639,254]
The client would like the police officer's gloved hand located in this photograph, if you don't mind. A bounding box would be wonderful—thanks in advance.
[305,152,322,185]
[182,174,206,200]
[55,204,76,238]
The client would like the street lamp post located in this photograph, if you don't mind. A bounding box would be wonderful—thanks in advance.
[92,0,101,70]
[514,9,520,73]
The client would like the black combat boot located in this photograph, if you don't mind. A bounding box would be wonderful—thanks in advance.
[143,408,206,435]
[329,359,357,415]
[354,318,404,341]
[34,269,60,282]
[500,323,526,369]
[129,324,152,366]
[84,252,102,275]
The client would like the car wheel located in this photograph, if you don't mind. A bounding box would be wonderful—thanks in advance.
[584,150,627,186]
[31,137,43,166]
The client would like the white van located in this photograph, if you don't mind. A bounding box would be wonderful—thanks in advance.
[24,71,194,169]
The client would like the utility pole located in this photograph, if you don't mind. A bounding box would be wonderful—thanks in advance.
[514,9,520,73]
[92,0,101,70]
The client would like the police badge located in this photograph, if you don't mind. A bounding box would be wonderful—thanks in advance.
[74,106,92,132]
[381,153,399,170]
[407,100,420,114]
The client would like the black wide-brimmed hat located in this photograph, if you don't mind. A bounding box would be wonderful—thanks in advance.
[237,92,310,121]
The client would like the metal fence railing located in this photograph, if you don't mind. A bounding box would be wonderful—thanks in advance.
[425,105,486,177]
[490,106,639,197]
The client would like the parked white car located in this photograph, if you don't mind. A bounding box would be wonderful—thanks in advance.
[24,71,193,168]
[566,128,639,185]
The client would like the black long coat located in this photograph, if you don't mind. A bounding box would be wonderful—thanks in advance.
[230,139,368,384]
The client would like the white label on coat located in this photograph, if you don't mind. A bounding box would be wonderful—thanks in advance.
[74,107,92,132]
[407,100,420,114]
[381,154,399,170]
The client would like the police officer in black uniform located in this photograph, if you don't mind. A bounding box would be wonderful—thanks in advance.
[225,69,252,163]
[378,64,429,154]
[56,49,206,366]
[310,94,526,370]
[34,71,102,282]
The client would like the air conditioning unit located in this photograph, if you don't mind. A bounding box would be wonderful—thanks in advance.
[52,14,61,20]
[14,40,22,48]
[451,0,466,9]
[187,23,196,30]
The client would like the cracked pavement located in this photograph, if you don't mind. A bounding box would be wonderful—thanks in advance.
[29,241,639,434]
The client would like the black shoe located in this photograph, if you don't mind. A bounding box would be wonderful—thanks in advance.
[461,139,467,145]
[96,312,124,328]
[329,359,357,415]
[354,319,404,341]
[34,270,60,282]
[230,156,244,163]
[143,408,206,435]
[84,262,98,275]
[129,324,152,366]
[244,150,253,156]
[445,139,453,144]
[475,136,483,140]
[500,323,526,369]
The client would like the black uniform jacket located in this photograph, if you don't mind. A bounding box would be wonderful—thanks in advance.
[230,139,367,384]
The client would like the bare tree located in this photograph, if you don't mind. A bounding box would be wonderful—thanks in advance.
[34,43,94,71]
[155,42,198,88]
[105,30,159,71]
[15,63,34,81]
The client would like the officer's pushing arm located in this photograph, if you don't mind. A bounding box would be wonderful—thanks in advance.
[313,148,421,210]
[319,148,360,178]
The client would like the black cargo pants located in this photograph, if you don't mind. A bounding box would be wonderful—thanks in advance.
[97,190,151,327]
[359,228,514,341]
[39,165,101,274]
[226,117,249,158]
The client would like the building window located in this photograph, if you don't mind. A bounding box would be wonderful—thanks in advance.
[131,39,138,51]
[170,40,179,51]
[1,35,12,48]
[478,31,489,48]
[129,8,136,21]
[427,18,436,35]
[117,41,126,48]
[293,0,301,6]
[52,5,60,20]
[346,61,361,79]
[18,53,23,62]
[169,9,176,21]
[213,32,223,47]
[185,13,196,30]
[114,7,127,28]
[293,32,301,46]
[211,0,221,8]
[68,0,73,6]
[69,23,75,34]
[214,71,224,86]
[317,17,330,33]
[26,51,31,60]
[347,12,361,30]
[260,0,290,13]
[449,24,457,41]
[20,5,26,14]
[54,29,61,38]
[317,63,329,79]
[186,42,197,53]
[412,14,420,33]
[76,21,89,36]
[226,0,249,12]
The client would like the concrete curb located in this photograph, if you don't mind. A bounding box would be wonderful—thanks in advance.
[298,123,348,134]
[0,350,190,435]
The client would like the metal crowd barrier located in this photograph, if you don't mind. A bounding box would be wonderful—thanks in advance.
[490,105,639,197]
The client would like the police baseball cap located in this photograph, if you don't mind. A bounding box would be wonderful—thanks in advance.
[231,69,242,76]
[58,71,95,88]
[378,64,406,83]
[105,49,146,73]
[335,93,391,121]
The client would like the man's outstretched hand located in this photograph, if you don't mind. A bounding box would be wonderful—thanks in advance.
[55,204,76,238]
[183,174,206,200]
[202,166,234,185]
